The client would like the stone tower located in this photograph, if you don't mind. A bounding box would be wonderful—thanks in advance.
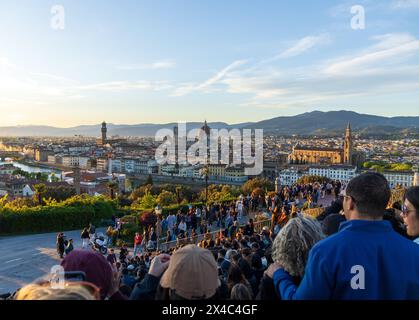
[101,121,107,145]
[344,122,353,164]
[73,166,81,195]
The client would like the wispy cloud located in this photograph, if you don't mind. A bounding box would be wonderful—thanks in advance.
[324,33,419,75]
[77,80,173,92]
[274,33,331,59]
[29,72,77,84]
[117,60,176,70]
[172,60,248,96]
[175,32,419,109]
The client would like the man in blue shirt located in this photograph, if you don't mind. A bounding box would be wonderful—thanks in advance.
[273,172,419,300]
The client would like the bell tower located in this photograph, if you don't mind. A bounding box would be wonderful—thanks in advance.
[344,122,352,164]
[101,121,107,145]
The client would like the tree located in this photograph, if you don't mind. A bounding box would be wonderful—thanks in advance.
[296,175,330,185]
[44,186,76,202]
[139,190,157,209]
[145,175,153,186]
[34,183,47,205]
[242,178,274,195]
[156,190,177,206]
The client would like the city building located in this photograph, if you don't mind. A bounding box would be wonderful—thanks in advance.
[278,167,305,186]
[0,164,16,175]
[35,147,51,162]
[381,170,415,188]
[288,123,352,165]
[62,156,90,169]
[0,176,29,197]
[96,157,109,172]
[308,165,357,182]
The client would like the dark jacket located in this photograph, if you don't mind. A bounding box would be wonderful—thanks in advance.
[81,230,90,239]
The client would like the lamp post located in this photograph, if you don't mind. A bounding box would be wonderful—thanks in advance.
[202,166,209,204]
[155,204,162,251]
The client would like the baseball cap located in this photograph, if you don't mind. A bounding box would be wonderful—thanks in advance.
[160,245,219,300]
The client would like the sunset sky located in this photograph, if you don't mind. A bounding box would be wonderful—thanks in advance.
[0,0,418,127]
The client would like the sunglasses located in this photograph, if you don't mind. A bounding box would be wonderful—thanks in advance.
[401,205,417,217]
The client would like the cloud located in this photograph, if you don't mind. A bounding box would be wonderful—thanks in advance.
[117,60,176,70]
[392,0,419,8]
[185,32,419,109]
[172,60,248,96]
[275,34,331,59]
[77,80,173,92]
[324,33,419,75]
[29,72,77,84]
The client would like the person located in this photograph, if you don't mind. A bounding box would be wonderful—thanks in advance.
[61,250,126,300]
[106,226,114,247]
[402,186,419,244]
[166,212,177,233]
[88,223,96,241]
[178,219,187,237]
[244,219,254,236]
[273,172,419,300]
[148,227,157,250]
[227,264,253,298]
[81,228,90,249]
[65,239,74,256]
[230,283,253,300]
[56,233,65,259]
[107,248,117,266]
[119,244,129,264]
[133,232,142,257]
[321,213,346,236]
[15,282,98,300]
[263,216,324,299]
[121,265,137,289]
[130,245,225,300]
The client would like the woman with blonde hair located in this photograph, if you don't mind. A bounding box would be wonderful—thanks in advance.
[15,282,99,300]
[260,216,324,300]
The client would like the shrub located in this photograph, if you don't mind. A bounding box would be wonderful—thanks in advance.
[0,196,115,235]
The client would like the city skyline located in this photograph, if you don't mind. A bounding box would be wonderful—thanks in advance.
[1,0,419,127]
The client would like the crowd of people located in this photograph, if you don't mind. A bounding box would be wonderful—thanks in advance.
[101,180,344,254]
[4,173,419,300]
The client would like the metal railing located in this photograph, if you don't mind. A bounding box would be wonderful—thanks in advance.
[158,218,272,252]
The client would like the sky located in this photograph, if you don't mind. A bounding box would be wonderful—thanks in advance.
[0,0,418,127]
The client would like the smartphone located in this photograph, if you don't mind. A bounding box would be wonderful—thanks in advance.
[64,271,86,282]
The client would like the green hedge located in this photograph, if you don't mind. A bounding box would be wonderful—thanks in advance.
[0,198,115,235]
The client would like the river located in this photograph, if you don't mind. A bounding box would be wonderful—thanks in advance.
[0,161,63,179]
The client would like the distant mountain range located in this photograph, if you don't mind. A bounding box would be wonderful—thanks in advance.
[0,111,418,137]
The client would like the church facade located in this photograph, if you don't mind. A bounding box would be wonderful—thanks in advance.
[288,123,353,165]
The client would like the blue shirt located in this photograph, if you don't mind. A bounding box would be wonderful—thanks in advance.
[274,220,419,300]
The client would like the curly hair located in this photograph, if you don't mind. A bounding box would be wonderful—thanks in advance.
[272,216,325,278]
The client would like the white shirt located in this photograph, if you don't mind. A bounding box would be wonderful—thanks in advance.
[178,222,187,232]
[167,215,176,228]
